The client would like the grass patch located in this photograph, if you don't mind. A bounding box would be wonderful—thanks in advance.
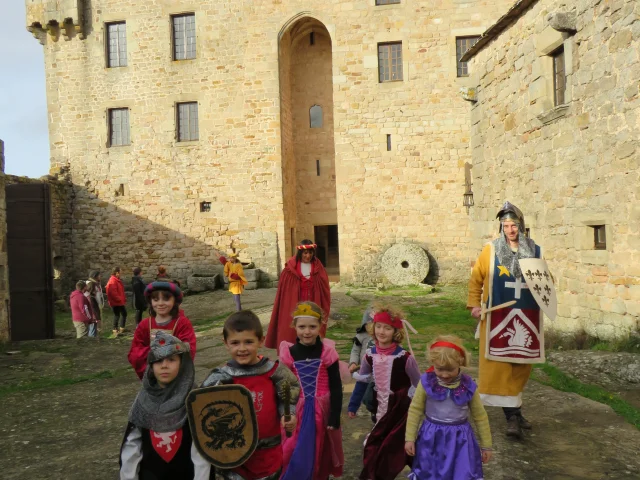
[0,367,131,398]
[544,328,640,354]
[533,363,640,430]
[191,312,233,333]
[326,284,478,358]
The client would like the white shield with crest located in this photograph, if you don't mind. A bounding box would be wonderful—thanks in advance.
[519,258,557,321]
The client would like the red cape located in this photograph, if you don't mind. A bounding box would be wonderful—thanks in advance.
[265,257,331,349]
[127,310,197,379]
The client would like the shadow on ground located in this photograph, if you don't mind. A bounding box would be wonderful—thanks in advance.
[0,286,639,479]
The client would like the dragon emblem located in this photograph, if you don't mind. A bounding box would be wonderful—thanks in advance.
[499,318,533,348]
[200,400,247,451]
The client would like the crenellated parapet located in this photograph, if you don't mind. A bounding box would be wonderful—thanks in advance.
[26,0,85,44]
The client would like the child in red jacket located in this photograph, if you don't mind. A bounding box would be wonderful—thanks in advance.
[70,281,96,338]
[127,282,197,380]
[106,266,128,337]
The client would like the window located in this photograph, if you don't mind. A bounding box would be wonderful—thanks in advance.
[177,102,199,141]
[106,22,127,67]
[316,160,320,176]
[456,36,480,77]
[386,134,392,151]
[172,14,196,60]
[200,201,211,213]
[108,108,130,146]
[378,42,403,82]
[552,46,566,106]
[376,0,401,4]
[310,105,323,128]
[310,32,315,45]
[592,225,606,250]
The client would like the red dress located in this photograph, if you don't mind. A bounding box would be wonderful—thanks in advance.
[265,257,331,349]
[127,310,197,379]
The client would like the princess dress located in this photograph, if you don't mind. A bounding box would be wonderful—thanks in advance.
[279,338,344,480]
[407,371,491,480]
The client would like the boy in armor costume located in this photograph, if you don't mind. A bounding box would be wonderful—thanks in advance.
[193,311,299,480]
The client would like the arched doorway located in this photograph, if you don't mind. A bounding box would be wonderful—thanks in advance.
[278,16,339,280]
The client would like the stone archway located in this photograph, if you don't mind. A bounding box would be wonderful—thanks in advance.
[278,16,339,279]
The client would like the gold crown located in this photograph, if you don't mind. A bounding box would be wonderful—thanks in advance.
[292,304,321,319]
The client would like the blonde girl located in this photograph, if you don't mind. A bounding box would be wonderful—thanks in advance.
[278,301,344,479]
[347,303,420,480]
[405,335,492,480]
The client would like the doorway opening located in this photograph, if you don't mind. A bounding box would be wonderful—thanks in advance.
[314,225,340,281]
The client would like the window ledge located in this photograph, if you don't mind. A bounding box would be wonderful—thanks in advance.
[537,103,570,125]
[174,140,199,147]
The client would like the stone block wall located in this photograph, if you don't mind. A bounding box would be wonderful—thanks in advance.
[28,0,514,286]
[468,0,640,338]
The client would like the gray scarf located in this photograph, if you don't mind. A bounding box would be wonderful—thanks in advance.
[128,354,195,432]
[493,231,536,279]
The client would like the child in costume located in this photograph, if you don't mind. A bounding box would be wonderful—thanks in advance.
[349,305,375,372]
[106,266,128,336]
[347,304,421,480]
[194,310,299,480]
[219,252,248,311]
[120,331,197,479]
[128,282,197,380]
[405,335,492,479]
[70,280,97,338]
[279,301,344,480]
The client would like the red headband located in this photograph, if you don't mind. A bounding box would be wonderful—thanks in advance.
[373,311,403,330]
[430,341,465,358]
[297,244,317,250]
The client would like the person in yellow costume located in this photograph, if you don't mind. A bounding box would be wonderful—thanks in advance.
[221,252,248,311]
[467,201,543,440]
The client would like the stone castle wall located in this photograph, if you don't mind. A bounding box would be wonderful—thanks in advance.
[0,141,10,341]
[26,0,514,285]
[468,0,640,338]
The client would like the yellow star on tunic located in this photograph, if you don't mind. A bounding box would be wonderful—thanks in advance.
[498,265,511,277]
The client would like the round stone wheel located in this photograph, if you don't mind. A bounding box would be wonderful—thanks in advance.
[381,244,430,286]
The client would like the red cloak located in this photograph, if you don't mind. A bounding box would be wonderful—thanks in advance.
[265,256,331,349]
[127,309,197,379]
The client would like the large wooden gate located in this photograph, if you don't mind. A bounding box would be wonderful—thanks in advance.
[6,183,54,340]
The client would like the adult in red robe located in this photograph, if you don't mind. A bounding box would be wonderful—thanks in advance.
[265,239,331,349]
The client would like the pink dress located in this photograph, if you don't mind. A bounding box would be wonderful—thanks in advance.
[279,339,344,480]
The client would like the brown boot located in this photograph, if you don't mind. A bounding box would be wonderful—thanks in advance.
[118,327,126,334]
[112,329,119,337]
[506,415,523,439]
[519,415,532,430]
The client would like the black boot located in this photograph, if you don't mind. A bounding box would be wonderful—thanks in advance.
[506,415,523,439]
[519,415,532,430]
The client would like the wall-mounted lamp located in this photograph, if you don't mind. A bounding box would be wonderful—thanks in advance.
[463,180,474,213]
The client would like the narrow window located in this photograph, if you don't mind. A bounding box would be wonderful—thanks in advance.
[456,36,480,77]
[108,108,130,146]
[386,134,392,151]
[200,201,211,213]
[310,105,323,128]
[172,13,196,60]
[378,42,403,83]
[376,0,401,4]
[177,102,199,141]
[316,160,320,176]
[106,22,127,67]
[310,32,315,45]
[552,46,566,106]
[592,225,606,250]
[525,227,531,238]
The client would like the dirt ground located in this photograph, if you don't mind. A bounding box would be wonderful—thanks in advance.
[1,288,639,479]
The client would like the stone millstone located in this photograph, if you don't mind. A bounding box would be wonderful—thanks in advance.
[381,244,430,286]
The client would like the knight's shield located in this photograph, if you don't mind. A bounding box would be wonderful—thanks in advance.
[519,258,557,321]
[186,384,258,469]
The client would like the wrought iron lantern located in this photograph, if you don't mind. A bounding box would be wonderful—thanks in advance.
[463,181,474,212]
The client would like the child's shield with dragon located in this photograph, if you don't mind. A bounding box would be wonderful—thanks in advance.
[186,384,258,469]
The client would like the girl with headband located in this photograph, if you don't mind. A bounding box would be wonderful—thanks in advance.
[405,335,492,479]
[347,304,420,480]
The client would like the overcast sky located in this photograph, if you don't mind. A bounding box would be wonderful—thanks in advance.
[0,2,49,178]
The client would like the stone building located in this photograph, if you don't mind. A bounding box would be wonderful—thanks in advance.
[25,0,514,285]
[0,141,10,341]
[464,0,639,338]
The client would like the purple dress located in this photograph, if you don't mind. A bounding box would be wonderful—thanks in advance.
[408,372,484,480]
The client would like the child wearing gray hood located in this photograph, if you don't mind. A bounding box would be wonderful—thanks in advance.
[119,331,198,480]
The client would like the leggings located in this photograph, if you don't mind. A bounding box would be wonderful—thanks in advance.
[135,309,144,325]
[503,406,522,420]
[112,305,127,330]
[234,294,242,312]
